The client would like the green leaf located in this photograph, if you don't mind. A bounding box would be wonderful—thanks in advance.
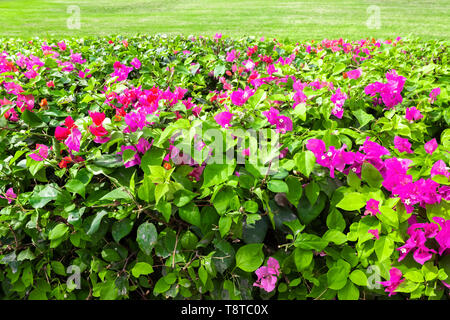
[323,229,347,245]
[219,215,232,238]
[178,202,201,227]
[140,148,166,175]
[295,150,315,178]
[100,187,132,202]
[338,281,359,300]
[65,179,85,198]
[297,192,326,225]
[173,189,197,207]
[29,184,60,209]
[213,64,226,77]
[352,109,374,128]
[327,259,351,290]
[347,171,361,189]
[131,262,154,278]
[22,109,44,127]
[243,200,259,213]
[374,236,394,262]
[202,163,236,188]
[333,63,346,75]
[361,162,383,189]
[136,222,158,255]
[153,277,171,295]
[285,176,303,206]
[293,248,313,271]
[48,224,69,240]
[267,180,289,193]
[112,218,134,243]
[305,181,320,205]
[404,270,424,283]
[235,243,264,272]
[336,192,366,211]
[349,270,368,287]
[86,210,108,235]
[50,261,66,276]
[294,233,328,251]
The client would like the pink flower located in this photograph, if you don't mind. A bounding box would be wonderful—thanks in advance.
[330,88,348,119]
[1,188,17,204]
[131,57,141,69]
[230,87,255,106]
[275,115,292,134]
[397,229,436,264]
[405,107,423,123]
[117,145,141,168]
[379,267,404,296]
[431,160,449,178]
[429,87,440,104]
[368,229,379,240]
[346,68,362,79]
[262,107,280,125]
[433,217,450,255]
[424,138,438,155]
[253,257,280,292]
[57,42,67,51]
[214,111,234,128]
[364,199,380,216]
[28,144,49,161]
[394,136,413,154]
[65,127,82,152]
[46,80,55,88]
[226,50,239,62]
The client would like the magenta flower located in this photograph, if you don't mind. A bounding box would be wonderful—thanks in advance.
[131,57,141,69]
[394,136,413,154]
[230,87,255,106]
[226,50,239,62]
[431,160,449,178]
[330,88,347,119]
[28,144,49,161]
[65,127,82,152]
[346,68,362,79]
[1,188,17,204]
[306,139,355,178]
[397,229,436,264]
[364,70,405,109]
[57,41,66,51]
[136,138,152,154]
[424,138,438,155]
[364,199,380,216]
[379,267,404,296]
[429,87,440,104]
[262,107,280,125]
[117,145,141,168]
[368,229,379,240]
[275,115,293,134]
[253,257,280,292]
[214,111,234,128]
[405,107,423,123]
[433,217,450,255]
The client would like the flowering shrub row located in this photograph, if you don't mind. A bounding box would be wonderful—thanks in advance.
[0,34,449,300]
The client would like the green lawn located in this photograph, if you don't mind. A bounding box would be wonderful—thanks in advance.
[0,0,449,40]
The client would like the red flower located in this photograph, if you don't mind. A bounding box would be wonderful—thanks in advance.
[59,156,72,168]
[89,125,108,137]
[55,126,71,141]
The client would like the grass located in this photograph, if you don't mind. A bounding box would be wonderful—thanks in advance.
[0,0,449,40]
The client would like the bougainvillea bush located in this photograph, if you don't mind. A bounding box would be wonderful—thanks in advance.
[0,34,449,300]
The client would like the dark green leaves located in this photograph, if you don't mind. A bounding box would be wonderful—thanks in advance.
[136,222,158,255]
